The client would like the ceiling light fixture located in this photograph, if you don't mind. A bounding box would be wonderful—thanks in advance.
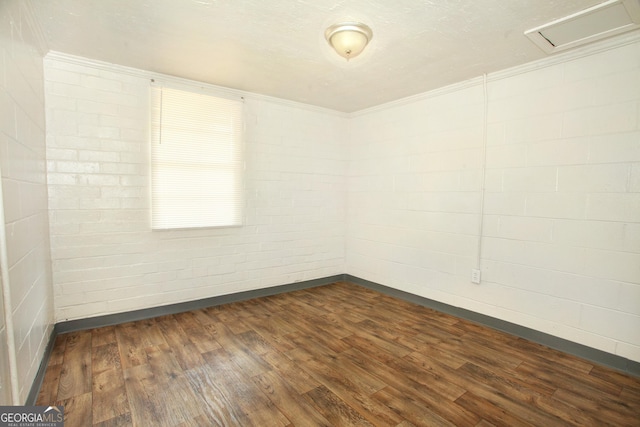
[325,22,373,60]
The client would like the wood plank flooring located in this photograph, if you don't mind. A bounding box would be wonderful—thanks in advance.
[37,281,640,426]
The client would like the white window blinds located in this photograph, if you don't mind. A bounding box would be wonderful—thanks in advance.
[151,85,244,230]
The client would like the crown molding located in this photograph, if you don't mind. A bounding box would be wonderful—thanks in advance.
[20,0,48,55]
[350,76,485,117]
[488,30,640,82]
[43,28,640,120]
[44,51,349,118]
[351,31,640,117]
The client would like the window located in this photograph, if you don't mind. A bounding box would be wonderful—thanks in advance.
[150,85,244,229]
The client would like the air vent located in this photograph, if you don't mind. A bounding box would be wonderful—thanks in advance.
[525,0,640,54]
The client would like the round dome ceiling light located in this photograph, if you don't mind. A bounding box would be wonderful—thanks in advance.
[325,22,373,60]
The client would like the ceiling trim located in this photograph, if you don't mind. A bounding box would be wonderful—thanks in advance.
[493,27,640,80]
[350,76,484,117]
[21,0,48,54]
[44,51,349,118]
[44,28,640,119]
[352,30,640,117]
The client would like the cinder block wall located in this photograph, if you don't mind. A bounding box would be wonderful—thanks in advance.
[0,1,53,403]
[44,56,347,322]
[44,39,639,363]
[347,39,640,362]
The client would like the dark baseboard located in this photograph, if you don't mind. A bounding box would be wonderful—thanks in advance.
[29,274,342,405]
[55,274,344,334]
[25,328,57,405]
[30,273,639,404]
[346,274,640,377]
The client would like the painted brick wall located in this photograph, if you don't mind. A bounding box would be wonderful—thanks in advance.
[347,83,485,296]
[0,1,53,403]
[347,39,640,362]
[44,55,346,322]
[43,38,640,364]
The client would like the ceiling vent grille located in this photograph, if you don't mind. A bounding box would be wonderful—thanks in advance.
[525,0,640,53]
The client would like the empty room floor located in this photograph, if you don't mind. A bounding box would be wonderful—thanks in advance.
[36,281,640,426]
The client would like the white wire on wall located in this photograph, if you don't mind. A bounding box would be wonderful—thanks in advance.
[475,73,489,272]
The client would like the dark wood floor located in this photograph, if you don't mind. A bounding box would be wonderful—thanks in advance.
[37,281,640,426]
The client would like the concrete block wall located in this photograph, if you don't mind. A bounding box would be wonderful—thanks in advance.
[347,39,640,362]
[44,55,347,322]
[347,83,485,298]
[0,1,53,403]
[36,33,640,367]
[483,41,640,361]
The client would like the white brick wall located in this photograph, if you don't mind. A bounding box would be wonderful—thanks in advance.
[44,56,347,323]
[0,0,53,404]
[347,40,640,362]
[348,83,485,298]
[36,35,640,366]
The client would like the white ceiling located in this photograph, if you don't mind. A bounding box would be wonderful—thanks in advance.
[32,0,608,112]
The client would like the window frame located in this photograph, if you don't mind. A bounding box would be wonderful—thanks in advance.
[150,82,245,230]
